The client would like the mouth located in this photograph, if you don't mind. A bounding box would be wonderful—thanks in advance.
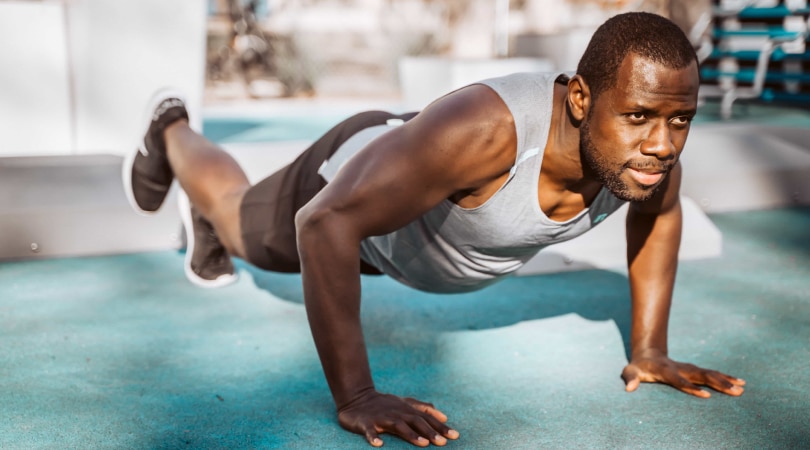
[627,167,665,186]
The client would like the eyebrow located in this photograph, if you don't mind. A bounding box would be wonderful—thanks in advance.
[672,108,697,117]
[628,105,696,118]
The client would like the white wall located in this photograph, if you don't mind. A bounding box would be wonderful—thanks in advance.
[0,0,207,157]
[0,2,73,156]
[398,57,555,110]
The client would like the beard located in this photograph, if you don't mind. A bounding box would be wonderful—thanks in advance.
[579,118,666,203]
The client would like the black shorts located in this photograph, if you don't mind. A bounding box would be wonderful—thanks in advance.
[240,110,418,273]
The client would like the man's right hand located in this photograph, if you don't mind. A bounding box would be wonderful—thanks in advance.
[337,389,460,447]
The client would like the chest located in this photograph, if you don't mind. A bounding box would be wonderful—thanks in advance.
[537,176,603,223]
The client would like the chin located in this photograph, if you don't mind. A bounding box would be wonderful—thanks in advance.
[610,182,660,202]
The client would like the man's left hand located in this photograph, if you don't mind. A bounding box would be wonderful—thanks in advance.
[622,352,746,398]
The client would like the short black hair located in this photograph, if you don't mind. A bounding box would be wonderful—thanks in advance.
[576,12,698,101]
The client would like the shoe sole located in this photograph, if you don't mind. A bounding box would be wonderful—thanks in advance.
[178,189,239,289]
[122,87,188,216]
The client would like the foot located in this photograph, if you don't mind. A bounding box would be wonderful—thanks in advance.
[178,190,239,288]
[123,88,189,214]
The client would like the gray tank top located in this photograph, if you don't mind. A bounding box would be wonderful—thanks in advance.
[319,72,626,293]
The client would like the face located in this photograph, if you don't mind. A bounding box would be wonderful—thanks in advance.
[579,53,699,202]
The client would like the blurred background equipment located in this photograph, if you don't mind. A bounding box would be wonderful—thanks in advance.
[206,0,316,98]
[204,1,719,104]
[699,0,810,119]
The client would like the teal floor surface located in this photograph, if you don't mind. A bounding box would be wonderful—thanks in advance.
[1,207,808,449]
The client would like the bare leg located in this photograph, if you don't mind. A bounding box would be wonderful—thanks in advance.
[163,120,249,260]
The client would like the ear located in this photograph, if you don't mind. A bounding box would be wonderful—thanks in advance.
[567,75,591,122]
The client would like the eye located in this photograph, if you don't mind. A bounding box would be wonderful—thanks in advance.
[626,112,646,124]
[670,115,693,128]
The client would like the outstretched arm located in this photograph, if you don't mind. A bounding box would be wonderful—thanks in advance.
[622,162,745,398]
[295,85,517,447]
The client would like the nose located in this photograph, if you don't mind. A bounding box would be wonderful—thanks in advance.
[640,121,676,160]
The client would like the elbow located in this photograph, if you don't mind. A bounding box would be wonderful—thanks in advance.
[295,203,326,250]
[294,202,356,257]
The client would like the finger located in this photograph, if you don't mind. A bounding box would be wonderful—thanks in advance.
[405,397,448,423]
[407,415,451,446]
[430,419,460,441]
[678,364,746,387]
[731,377,746,386]
[621,365,642,392]
[701,371,745,396]
[391,421,431,447]
[362,428,383,448]
[404,399,460,440]
[721,384,745,396]
[704,376,742,396]
[419,411,462,444]
[668,374,711,398]
[679,365,747,396]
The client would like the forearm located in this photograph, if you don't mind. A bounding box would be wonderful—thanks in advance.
[297,213,374,410]
[626,200,682,358]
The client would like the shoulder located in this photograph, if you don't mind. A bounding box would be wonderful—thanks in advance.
[477,71,560,93]
[403,84,517,187]
[412,83,516,157]
[330,84,517,184]
[417,83,513,131]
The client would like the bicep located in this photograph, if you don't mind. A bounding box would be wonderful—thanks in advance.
[310,129,457,238]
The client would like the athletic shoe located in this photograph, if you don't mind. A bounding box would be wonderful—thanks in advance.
[123,88,189,215]
[178,190,239,288]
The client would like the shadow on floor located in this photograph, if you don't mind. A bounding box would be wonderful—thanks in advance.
[239,262,634,360]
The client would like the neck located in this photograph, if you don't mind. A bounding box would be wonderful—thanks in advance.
[536,82,604,221]
[544,83,595,193]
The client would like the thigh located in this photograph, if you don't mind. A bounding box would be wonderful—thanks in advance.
[240,164,303,272]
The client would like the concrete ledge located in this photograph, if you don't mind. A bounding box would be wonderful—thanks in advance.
[398,57,555,110]
[517,196,722,275]
[0,155,181,261]
[680,124,810,212]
